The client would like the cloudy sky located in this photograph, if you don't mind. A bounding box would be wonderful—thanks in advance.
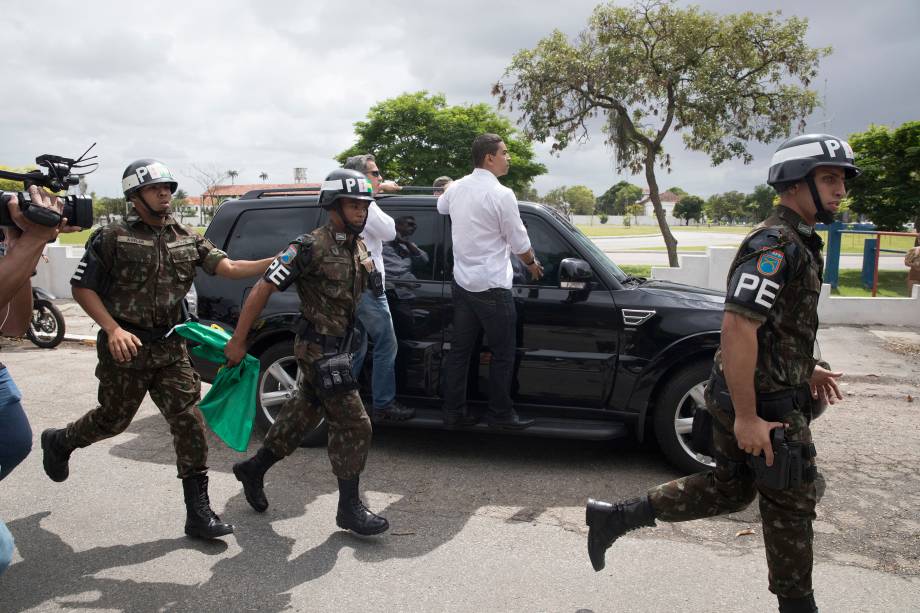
[2,0,917,199]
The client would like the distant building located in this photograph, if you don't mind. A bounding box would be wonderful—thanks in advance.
[636,188,682,217]
[193,183,320,208]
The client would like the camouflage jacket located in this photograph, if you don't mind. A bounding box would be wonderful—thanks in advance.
[72,210,226,329]
[263,223,369,337]
[715,206,824,393]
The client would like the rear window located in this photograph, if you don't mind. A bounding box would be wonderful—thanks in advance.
[225,207,320,260]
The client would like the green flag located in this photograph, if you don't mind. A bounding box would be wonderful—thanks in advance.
[172,321,259,452]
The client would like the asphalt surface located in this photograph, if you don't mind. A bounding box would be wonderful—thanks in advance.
[1,308,919,612]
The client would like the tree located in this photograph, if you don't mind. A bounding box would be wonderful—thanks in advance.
[673,195,703,225]
[613,184,643,217]
[626,202,645,226]
[848,121,920,231]
[596,181,630,214]
[259,172,269,183]
[566,185,595,215]
[666,186,688,197]
[337,91,546,194]
[515,184,540,202]
[746,184,776,223]
[494,0,828,265]
[93,196,126,225]
[226,170,239,185]
[186,165,229,225]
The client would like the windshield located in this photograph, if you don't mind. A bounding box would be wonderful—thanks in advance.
[539,205,630,283]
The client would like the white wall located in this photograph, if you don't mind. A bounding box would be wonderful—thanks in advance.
[650,247,920,326]
[33,243,84,299]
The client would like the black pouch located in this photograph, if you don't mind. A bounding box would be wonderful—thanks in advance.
[747,428,816,490]
[368,269,385,298]
[312,351,358,394]
[690,408,714,456]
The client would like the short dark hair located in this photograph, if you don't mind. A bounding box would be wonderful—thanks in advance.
[472,133,503,167]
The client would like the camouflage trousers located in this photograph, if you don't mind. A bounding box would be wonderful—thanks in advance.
[263,338,372,480]
[648,387,819,599]
[64,335,208,479]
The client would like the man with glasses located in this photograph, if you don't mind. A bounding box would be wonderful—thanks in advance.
[343,154,414,422]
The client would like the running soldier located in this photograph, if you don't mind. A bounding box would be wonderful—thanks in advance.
[41,159,273,540]
[225,168,389,536]
[585,134,858,613]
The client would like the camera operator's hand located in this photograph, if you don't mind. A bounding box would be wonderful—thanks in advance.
[5,186,65,243]
[107,326,143,363]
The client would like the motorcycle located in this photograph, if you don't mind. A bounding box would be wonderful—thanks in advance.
[27,286,66,349]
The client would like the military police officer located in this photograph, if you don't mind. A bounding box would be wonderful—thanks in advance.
[41,159,273,540]
[585,134,858,613]
[224,168,389,536]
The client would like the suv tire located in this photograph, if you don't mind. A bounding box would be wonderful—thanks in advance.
[256,341,329,447]
[653,360,716,474]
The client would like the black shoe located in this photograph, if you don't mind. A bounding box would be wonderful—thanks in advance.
[486,412,534,430]
[41,428,73,483]
[777,594,818,613]
[585,496,656,571]
[336,477,389,536]
[443,412,480,428]
[372,401,415,422]
[182,474,234,540]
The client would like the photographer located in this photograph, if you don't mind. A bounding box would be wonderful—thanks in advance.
[0,186,72,576]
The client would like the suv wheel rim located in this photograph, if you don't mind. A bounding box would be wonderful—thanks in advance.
[674,380,716,468]
[258,355,325,433]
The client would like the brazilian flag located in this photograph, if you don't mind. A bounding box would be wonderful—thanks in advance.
[172,322,259,452]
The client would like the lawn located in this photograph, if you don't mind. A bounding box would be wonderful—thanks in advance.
[57,226,205,245]
[615,264,913,298]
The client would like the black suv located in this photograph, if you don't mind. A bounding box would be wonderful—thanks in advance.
[191,188,725,473]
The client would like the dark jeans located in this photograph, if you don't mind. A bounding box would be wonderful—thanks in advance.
[443,282,516,417]
[0,367,32,482]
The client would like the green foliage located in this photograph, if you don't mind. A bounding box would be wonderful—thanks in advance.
[337,91,546,194]
[566,185,595,214]
[0,165,38,192]
[599,213,609,224]
[746,184,776,223]
[666,186,688,197]
[673,195,704,225]
[596,180,631,214]
[94,196,126,224]
[847,121,920,231]
[495,0,827,264]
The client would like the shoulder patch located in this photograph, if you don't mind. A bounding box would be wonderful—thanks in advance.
[756,250,785,276]
[279,244,297,265]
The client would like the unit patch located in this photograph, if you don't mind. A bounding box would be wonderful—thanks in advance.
[279,245,297,265]
[757,250,785,276]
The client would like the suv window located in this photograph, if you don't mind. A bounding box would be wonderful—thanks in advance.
[225,207,319,260]
[381,209,439,282]
[518,215,579,286]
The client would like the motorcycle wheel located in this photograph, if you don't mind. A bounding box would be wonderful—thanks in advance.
[27,299,66,349]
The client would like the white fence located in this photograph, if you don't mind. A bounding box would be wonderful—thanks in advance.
[650,247,920,326]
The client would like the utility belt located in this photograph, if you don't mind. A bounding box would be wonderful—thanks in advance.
[693,370,817,490]
[114,318,177,344]
[295,318,358,395]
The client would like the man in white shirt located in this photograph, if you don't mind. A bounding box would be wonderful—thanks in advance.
[437,133,543,429]
[343,154,414,422]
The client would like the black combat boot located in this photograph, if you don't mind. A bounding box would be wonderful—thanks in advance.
[372,401,415,422]
[182,474,234,539]
[41,428,74,483]
[585,495,656,571]
[777,594,818,613]
[233,447,280,513]
[335,477,389,536]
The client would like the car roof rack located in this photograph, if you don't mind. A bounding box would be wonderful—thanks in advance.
[240,186,321,200]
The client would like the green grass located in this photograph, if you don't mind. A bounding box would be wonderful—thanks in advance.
[616,265,912,297]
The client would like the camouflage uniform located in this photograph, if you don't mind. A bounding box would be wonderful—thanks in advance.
[260,222,372,479]
[67,210,227,478]
[649,205,823,599]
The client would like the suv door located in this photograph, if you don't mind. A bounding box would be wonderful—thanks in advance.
[375,205,449,398]
[445,212,619,411]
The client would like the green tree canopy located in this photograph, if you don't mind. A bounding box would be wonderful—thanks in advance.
[666,186,688,197]
[673,195,703,225]
[495,0,827,265]
[847,121,920,231]
[596,180,632,214]
[565,185,595,214]
[336,91,546,194]
[746,184,776,223]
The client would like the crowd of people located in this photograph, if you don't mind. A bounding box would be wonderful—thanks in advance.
[3,131,919,613]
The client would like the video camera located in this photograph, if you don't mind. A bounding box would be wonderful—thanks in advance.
[0,144,97,230]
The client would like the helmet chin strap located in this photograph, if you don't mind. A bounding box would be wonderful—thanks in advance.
[804,175,834,225]
[134,191,171,222]
[334,203,368,235]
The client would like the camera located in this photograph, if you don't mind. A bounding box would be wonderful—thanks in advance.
[0,146,97,230]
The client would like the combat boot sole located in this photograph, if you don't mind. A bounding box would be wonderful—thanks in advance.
[233,462,268,513]
[41,429,70,483]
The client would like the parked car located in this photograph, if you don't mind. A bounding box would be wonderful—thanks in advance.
[191,187,725,473]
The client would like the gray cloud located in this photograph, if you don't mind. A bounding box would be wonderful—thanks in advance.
[0,0,916,200]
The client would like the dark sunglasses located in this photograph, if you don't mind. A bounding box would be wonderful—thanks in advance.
[368,170,382,178]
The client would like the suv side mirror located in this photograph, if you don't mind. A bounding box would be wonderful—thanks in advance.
[559,258,593,289]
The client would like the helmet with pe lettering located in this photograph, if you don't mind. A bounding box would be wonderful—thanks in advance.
[318,168,374,210]
[121,159,179,199]
[767,134,860,188]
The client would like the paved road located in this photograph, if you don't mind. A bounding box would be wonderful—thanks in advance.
[1,324,919,611]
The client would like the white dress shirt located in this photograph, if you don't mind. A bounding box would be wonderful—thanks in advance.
[437,168,532,292]
[360,201,396,287]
